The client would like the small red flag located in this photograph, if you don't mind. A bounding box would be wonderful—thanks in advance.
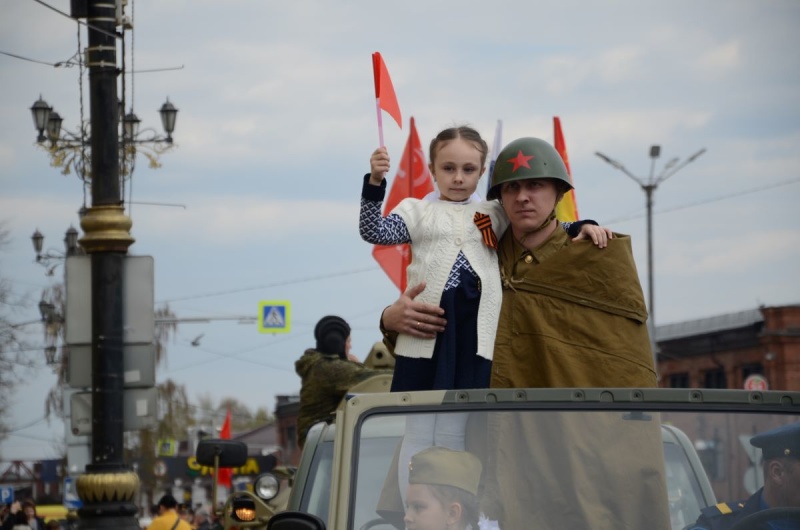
[553,116,580,222]
[372,117,433,292]
[372,52,402,129]
[217,408,232,489]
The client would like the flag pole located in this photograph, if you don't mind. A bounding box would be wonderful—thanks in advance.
[375,98,385,147]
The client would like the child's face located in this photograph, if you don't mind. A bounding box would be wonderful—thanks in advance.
[404,484,459,530]
[429,138,485,202]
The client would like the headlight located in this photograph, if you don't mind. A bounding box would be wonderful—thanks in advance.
[254,473,280,501]
[232,497,257,522]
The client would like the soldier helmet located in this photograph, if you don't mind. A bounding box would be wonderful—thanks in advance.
[487,137,573,200]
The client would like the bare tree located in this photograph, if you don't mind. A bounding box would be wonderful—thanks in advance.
[0,223,36,451]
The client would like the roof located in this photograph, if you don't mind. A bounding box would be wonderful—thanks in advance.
[655,308,764,342]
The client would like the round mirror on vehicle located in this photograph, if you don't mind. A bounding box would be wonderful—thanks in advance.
[254,473,280,501]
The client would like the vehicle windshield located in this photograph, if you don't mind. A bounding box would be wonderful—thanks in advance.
[344,407,797,530]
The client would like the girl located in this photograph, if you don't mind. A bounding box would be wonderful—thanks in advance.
[360,126,505,393]
[404,446,497,530]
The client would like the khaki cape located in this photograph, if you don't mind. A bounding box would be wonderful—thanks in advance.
[491,228,657,389]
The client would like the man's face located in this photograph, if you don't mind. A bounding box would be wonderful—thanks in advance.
[779,457,800,508]
[499,178,559,234]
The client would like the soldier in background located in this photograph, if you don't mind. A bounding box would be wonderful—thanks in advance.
[686,422,800,530]
[295,316,391,448]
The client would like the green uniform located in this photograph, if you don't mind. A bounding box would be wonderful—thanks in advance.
[295,349,390,447]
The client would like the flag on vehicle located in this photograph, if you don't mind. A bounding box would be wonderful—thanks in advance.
[372,52,402,146]
[217,408,232,489]
[553,116,579,222]
[372,117,433,291]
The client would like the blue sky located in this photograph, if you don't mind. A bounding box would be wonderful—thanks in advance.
[1,0,799,461]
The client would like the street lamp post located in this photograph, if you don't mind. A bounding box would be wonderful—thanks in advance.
[595,145,706,367]
[30,94,177,181]
[28,4,178,527]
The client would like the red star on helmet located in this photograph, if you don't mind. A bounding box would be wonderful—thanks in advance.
[507,150,534,172]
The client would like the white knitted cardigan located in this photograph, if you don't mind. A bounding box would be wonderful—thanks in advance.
[392,197,508,360]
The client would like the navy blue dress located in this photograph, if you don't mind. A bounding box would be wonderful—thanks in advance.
[390,266,491,391]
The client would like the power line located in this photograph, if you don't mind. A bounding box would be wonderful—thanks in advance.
[603,176,800,225]
[160,266,380,304]
[0,49,63,67]
[29,0,121,40]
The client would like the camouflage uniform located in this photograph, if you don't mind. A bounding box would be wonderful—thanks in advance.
[295,349,390,448]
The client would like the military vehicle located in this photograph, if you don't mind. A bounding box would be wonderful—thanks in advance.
[204,387,800,529]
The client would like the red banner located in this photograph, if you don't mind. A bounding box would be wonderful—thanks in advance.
[217,408,232,489]
[372,117,433,291]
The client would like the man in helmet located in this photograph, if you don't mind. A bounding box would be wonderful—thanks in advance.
[382,136,655,389]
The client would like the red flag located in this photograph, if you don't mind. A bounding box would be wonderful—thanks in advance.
[553,116,580,222]
[217,408,232,489]
[372,117,433,291]
[372,52,402,146]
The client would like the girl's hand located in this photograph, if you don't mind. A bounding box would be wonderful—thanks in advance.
[369,147,390,185]
[572,224,613,248]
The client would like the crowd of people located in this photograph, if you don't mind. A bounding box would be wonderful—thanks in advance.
[0,500,57,530]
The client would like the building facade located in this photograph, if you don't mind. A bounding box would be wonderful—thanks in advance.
[656,304,800,391]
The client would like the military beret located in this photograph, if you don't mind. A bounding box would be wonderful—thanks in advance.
[750,422,800,460]
[408,447,482,496]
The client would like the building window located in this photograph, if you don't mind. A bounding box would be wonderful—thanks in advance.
[741,363,763,380]
[668,372,690,388]
[704,368,727,389]
[287,425,297,449]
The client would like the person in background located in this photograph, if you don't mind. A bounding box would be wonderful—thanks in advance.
[1,500,44,530]
[686,422,800,530]
[146,494,192,530]
[295,315,391,448]
[178,505,193,526]
[192,508,211,530]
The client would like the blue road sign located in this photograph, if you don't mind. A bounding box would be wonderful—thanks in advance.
[258,300,291,334]
[0,485,13,504]
[63,476,82,510]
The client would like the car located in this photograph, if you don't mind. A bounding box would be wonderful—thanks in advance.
[222,387,800,530]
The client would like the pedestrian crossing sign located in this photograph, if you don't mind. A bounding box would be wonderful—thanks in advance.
[258,301,291,334]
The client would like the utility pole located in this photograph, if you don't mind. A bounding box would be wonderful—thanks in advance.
[595,145,706,369]
[74,1,139,528]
